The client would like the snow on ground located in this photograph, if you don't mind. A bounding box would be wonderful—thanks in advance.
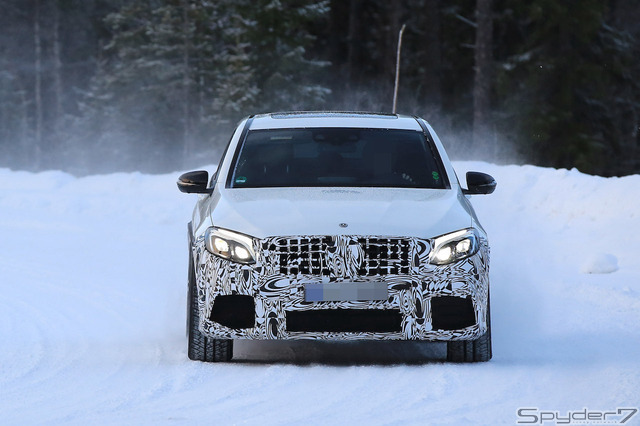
[1,162,639,425]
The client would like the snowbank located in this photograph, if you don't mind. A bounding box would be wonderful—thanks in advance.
[580,253,619,274]
[1,163,638,425]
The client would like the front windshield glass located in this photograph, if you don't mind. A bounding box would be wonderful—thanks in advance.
[228,128,447,189]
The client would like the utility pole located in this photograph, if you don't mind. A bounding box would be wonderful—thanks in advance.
[392,24,406,114]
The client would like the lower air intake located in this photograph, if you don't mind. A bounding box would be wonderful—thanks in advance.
[430,296,476,331]
[286,309,402,333]
[210,295,255,329]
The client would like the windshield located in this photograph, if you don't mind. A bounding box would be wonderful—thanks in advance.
[228,128,447,189]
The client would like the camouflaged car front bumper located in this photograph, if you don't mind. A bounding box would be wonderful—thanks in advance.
[192,234,490,341]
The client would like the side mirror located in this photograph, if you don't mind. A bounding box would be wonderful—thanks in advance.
[177,170,210,194]
[463,171,496,195]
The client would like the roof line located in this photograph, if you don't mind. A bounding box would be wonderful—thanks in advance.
[267,111,399,119]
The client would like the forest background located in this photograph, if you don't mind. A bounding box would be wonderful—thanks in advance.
[1,0,639,176]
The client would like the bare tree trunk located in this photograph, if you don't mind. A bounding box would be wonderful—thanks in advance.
[346,0,362,86]
[18,79,30,166]
[423,0,442,109]
[473,0,493,155]
[53,0,64,127]
[181,0,192,167]
[34,0,43,169]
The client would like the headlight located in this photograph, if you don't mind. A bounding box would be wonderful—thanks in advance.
[429,228,480,265]
[204,227,256,264]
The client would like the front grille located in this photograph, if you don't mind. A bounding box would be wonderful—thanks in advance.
[273,236,332,276]
[265,236,411,276]
[357,238,411,275]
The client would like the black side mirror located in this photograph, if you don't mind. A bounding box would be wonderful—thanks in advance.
[177,170,210,194]
[463,171,496,195]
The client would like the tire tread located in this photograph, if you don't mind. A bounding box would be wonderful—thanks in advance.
[446,296,492,363]
[187,242,233,362]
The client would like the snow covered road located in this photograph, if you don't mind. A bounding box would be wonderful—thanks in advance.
[1,163,639,425]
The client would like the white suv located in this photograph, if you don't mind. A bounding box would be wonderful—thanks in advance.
[178,112,496,362]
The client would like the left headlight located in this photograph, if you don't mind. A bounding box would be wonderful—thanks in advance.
[204,227,256,264]
[429,228,480,265]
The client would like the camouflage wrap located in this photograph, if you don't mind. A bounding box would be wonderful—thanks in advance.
[193,234,489,341]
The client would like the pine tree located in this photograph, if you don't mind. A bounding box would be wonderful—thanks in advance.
[81,0,330,170]
[494,0,640,175]
[235,0,331,111]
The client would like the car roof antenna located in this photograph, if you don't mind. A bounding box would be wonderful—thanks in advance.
[392,24,407,115]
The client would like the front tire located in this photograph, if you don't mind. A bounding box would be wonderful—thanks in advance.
[187,245,233,362]
[446,298,492,363]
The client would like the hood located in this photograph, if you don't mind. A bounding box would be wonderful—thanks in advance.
[208,187,473,240]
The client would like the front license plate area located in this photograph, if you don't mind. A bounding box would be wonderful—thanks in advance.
[304,282,388,302]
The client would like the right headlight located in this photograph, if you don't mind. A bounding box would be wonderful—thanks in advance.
[204,227,256,264]
[429,228,480,265]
